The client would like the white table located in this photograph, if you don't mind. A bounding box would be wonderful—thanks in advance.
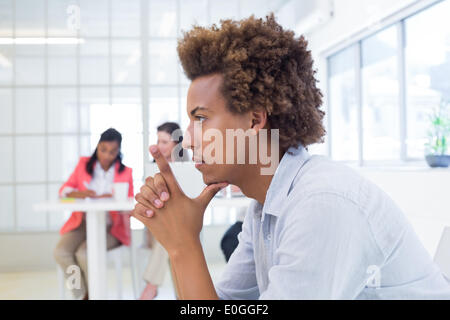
[33,198,134,300]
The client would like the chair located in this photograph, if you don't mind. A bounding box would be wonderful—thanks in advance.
[433,226,450,281]
[57,244,138,300]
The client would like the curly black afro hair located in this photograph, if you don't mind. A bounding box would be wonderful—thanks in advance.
[177,13,326,151]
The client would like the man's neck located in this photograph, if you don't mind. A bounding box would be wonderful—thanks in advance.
[238,170,273,205]
[237,150,285,205]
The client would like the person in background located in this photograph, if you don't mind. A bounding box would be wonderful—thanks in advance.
[139,122,188,300]
[220,206,246,262]
[53,128,134,300]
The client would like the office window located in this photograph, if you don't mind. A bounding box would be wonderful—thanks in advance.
[112,40,141,85]
[15,136,46,183]
[327,1,450,164]
[0,0,13,37]
[0,186,14,231]
[47,0,78,37]
[361,26,400,161]
[16,184,47,230]
[80,134,92,156]
[15,0,45,37]
[240,0,274,19]
[47,135,79,182]
[148,86,180,148]
[210,0,240,25]
[180,85,190,131]
[179,0,209,36]
[87,91,142,135]
[0,89,13,134]
[328,45,359,161]
[149,0,177,38]
[79,0,109,37]
[47,88,78,133]
[80,40,109,85]
[405,0,450,158]
[15,45,46,85]
[15,88,46,134]
[47,44,77,85]
[111,0,140,37]
[112,87,143,188]
[80,87,110,134]
[149,40,178,85]
[0,137,13,183]
[0,45,13,84]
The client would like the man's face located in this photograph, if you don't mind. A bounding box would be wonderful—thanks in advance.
[183,73,253,186]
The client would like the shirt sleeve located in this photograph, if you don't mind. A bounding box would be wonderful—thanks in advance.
[214,202,260,300]
[60,186,75,198]
[58,158,83,197]
[259,192,384,300]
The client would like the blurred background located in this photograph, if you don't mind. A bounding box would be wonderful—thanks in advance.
[1,0,449,299]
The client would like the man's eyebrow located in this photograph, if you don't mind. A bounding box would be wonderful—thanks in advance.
[190,106,209,116]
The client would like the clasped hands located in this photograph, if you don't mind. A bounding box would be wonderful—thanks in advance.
[132,145,228,255]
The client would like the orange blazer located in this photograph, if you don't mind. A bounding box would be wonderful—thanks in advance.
[58,157,134,246]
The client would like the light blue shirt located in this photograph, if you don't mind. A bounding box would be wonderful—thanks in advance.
[215,145,450,299]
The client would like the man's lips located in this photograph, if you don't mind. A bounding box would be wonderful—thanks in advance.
[192,156,204,169]
[192,155,206,170]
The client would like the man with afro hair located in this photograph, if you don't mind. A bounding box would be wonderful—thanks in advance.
[132,14,450,299]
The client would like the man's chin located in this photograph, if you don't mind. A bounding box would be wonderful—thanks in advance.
[201,174,230,187]
[201,174,214,186]
[197,163,233,186]
[198,168,219,186]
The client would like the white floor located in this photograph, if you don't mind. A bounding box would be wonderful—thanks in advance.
[0,262,227,300]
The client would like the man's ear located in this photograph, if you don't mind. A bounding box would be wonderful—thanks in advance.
[250,109,268,133]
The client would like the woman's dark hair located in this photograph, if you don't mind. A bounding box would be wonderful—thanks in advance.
[86,128,125,175]
[157,122,185,159]
[157,122,181,137]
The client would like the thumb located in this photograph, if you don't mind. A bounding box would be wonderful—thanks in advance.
[195,182,229,209]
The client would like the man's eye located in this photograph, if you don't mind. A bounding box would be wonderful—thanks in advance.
[195,116,206,122]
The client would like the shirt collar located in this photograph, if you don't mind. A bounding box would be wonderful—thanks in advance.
[261,144,311,220]
[94,161,115,176]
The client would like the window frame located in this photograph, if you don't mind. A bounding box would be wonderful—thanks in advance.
[325,0,447,166]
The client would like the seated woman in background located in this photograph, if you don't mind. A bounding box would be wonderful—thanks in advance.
[53,128,134,300]
[140,122,189,300]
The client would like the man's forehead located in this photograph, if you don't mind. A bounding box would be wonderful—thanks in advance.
[187,74,224,111]
[192,73,222,90]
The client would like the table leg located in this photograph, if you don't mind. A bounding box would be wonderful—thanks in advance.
[86,210,107,300]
